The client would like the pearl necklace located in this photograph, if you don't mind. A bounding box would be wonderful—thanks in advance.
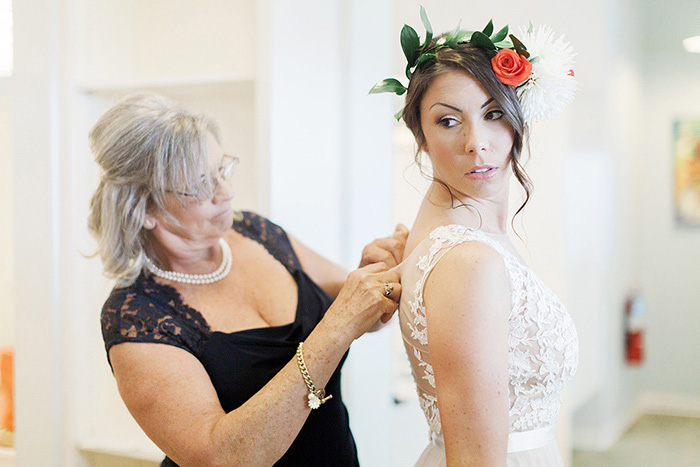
[144,238,232,285]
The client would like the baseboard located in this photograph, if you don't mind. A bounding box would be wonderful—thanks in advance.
[573,391,700,451]
[572,403,641,451]
[636,392,700,418]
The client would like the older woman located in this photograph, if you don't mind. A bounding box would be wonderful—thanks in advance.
[88,92,407,466]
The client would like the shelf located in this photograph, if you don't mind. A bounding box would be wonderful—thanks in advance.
[77,73,255,96]
[0,446,15,467]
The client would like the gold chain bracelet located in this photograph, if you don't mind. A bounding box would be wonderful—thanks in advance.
[296,342,333,409]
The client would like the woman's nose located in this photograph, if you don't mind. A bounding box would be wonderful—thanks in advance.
[463,123,489,155]
[212,177,234,204]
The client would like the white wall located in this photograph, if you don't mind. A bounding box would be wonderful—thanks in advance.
[12,0,68,464]
[266,0,345,261]
[636,0,700,403]
[573,0,700,450]
[0,96,12,347]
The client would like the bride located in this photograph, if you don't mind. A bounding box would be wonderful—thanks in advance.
[372,10,579,466]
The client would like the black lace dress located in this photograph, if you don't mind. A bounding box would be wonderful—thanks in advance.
[101,212,359,466]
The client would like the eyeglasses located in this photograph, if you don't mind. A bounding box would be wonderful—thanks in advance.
[168,155,239,199]
[214,154,239,188]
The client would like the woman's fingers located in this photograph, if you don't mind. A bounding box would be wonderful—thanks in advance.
[393,223,409,239]
[359,224,410,268]
[380,280,402,303]
[378,281,401,323]
[350,263,400,302]
[359,261,388,273]
[330,262,403,338]
[361,244,398,268]
[375,267,400,288]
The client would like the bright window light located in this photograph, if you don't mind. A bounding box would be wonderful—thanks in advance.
[683,35,700,54]
[0,0,12,77]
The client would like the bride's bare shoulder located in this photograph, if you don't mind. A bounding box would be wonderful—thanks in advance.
[427,240,507,296]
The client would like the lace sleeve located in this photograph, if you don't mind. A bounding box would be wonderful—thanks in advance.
[233,211,302,272]
[100,280,206,368]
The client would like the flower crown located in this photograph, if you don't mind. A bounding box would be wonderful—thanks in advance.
[370,7,576,124]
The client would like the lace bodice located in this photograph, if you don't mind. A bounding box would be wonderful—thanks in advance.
[398,225,578,436]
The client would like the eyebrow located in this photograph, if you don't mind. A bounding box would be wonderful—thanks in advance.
[430,102,462,112]
[429,98,495,112]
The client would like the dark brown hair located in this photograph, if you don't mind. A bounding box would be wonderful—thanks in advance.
[401,39,532,220]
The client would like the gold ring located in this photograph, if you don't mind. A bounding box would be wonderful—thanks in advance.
[383,282,394,297]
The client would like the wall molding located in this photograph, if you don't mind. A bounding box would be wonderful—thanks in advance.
[573,401,641,451]
[637,392,700,418]
[573,391,700,451]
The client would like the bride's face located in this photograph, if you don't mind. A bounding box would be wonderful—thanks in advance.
[419,70,515,202]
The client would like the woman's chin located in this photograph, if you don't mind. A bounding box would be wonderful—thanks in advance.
[222,208,235,227]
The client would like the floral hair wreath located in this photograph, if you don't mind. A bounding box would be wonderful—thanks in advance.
[370,6,577,124]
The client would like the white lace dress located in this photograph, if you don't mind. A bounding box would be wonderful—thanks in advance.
[399,225,578,466]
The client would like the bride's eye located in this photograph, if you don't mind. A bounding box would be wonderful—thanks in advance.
[485,109,504,121]
[437,116,460,128]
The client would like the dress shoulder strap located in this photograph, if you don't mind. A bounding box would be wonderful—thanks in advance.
[415,224,514,281]
[406,225,518,346]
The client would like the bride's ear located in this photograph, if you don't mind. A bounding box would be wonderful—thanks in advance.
[419,136,429,154]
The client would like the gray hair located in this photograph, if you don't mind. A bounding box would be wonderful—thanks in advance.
[87,92,220,287]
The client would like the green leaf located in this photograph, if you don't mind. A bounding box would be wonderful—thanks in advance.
[444,20,462,47]
[470,31,496,50]
[401,24,420,67]
[419,6,433,50]
[394,108,404,121]
[414,53,436,69]
[492,24,509,43]
[456,29,474,43]
[482,19,494,37]
[527,21,534,34]
[369,78,407,96]
[493,40,513,49]
[509,34,530,58]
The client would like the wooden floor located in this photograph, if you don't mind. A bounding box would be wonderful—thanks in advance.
[574,414,700,466]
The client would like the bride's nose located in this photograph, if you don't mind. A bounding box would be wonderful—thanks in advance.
[463,122,489,155]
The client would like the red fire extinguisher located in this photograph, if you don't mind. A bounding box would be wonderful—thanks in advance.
[625,294,645,365]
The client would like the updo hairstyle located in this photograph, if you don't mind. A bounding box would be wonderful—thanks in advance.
[87,92,220,286]
[401,39,533,218]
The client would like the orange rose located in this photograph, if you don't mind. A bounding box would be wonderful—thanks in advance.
[491,49,532,86]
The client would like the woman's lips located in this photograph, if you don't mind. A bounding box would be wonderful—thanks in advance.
[465,166,498,180]
[214,207,232,219]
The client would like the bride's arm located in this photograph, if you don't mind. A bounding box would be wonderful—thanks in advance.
[424,242,511,466]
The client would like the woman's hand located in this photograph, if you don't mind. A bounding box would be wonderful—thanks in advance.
[111,261,400,466]
[290,224,409,300]
[321,262,401,343]
[359,224,409,268]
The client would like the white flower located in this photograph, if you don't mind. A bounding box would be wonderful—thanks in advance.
[308,393,321,409]
[516,25,577,124]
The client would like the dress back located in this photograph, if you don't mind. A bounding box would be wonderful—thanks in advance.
[399,225,579,439]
